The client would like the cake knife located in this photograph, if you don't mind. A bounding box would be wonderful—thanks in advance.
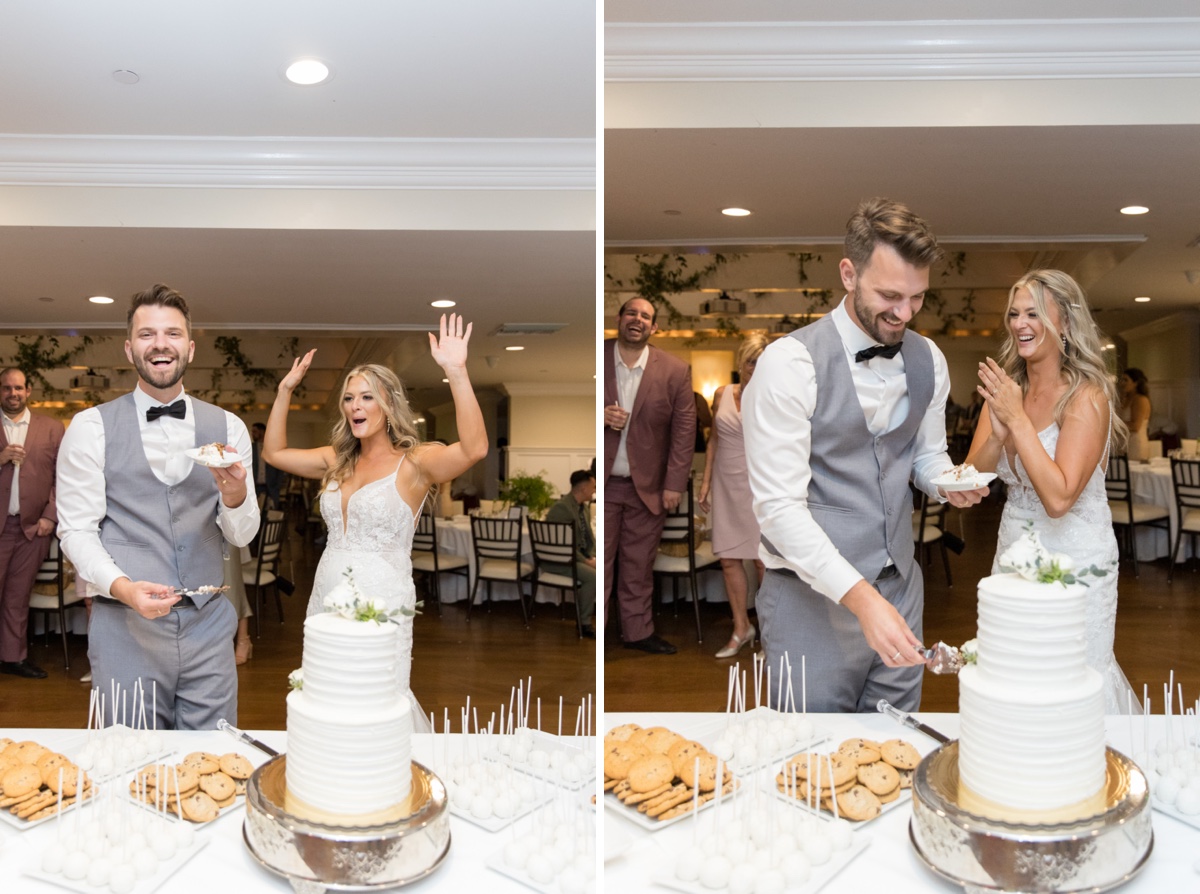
[876,699,950,745]
[218,718,280,757]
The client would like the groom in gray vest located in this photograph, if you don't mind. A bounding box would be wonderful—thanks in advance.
[58,284,260,729]
[743,199,987,713]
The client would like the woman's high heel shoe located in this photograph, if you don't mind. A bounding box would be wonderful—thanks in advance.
[715,625,756,659]
[235,637,254,665]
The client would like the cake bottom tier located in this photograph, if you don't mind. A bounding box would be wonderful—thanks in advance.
[958,665,1106,812]
[286,690,413,820]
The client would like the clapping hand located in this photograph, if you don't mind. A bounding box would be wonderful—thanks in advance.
[429,313,472,371]
[978,357,1020,441]
[280,348,317,393]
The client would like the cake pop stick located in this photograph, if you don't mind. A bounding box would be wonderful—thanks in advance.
[558,696,563,739]
[537,697,541,733]
[827,758,839,821]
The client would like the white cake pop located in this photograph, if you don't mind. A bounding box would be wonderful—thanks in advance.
[1176,787,1200,815]
[152,833,177,862]
[559,866,587,894]
[469,794,494,819]
[674,846,704,882]
[109,864,137,894]
[700,855,732,889]
[1154,774,1181,806]
[62,851,89,880]
[727,865,756,894]
[40,842,68,874]
[503,838,532,869]
[529,749,551,769]
[803,834,832,865]
[132,848,159,879]
[527,853,555,885]
[172,820,196,850]
[754,868,786,894]
[549,750,568,769]
[83,836,107,859]
[828,817,855,851]
[86,856,113,888]
[779,851,812,886]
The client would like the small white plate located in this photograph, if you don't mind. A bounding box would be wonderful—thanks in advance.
[25,832,207,894]
[604,779,741,832]
[931,471,996,492]
[486,848,595,894]
[486,730,595,791]
[653,831,869,894]
[0,784,100,831]
[1151,797,1200,830]
[184,447,241,468]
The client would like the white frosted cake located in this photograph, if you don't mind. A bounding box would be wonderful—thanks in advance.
[285,611,413,825]
[958,573,1106,817]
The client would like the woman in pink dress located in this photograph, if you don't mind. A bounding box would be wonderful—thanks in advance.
[699,335,768,659]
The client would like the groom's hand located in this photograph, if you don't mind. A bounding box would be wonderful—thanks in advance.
[841,581,925,667]
[943,485,988,508]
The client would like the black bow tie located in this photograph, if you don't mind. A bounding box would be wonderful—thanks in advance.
[146,400,187,422]
[855,342,902,363]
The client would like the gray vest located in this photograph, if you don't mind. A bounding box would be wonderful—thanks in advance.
[788,316,934,580]
[97,393,227,605]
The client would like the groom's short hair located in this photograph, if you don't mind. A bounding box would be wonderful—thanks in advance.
[845,198,943,273]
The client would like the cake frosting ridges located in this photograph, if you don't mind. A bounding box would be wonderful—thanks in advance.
[286,611,413,823]
[958,571,1106,815]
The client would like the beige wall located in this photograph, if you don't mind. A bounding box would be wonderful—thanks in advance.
[509,394,595,447]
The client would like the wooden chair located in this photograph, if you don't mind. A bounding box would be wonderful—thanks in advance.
[1105,454,1170,577]
[652,478,718,644]
[912,491,953,585]
[27,538,87,669]
[468,516,532,626]
[411,509,469,617]
[527,519,583,636]
[244,510,287,636]
[1168,458,1200,583]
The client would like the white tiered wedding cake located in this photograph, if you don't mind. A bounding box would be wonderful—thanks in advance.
[285,593,414,826]
[957,531,1107,819]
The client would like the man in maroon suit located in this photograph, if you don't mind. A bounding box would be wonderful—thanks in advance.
[0,368,65,678]
[603,298,695,654]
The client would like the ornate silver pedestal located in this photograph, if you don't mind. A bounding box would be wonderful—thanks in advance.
[910,742,1152,894]
[243,755,450,894]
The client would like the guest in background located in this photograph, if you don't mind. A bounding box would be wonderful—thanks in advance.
[1118,368,1152,461]
[58,284,259,728]
[603,297,695,655]
[0,368,65,679]
[698,335,767,660]
[545,469,597,638]
[692,389,714,476]
[250,422,285,509]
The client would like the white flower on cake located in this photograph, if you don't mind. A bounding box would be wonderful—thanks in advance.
[321,568,421,622]
[960,639,978,666]
[288,669,303,691]
[997,524,1111,587]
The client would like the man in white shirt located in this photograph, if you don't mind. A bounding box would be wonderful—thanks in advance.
[0,368,65,679]
[742,199,987,712]
[58,285,260,729]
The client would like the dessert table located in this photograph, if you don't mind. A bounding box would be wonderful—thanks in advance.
[604,712,1199,893]
[0,728,595,893]
[1129,459,1192,562]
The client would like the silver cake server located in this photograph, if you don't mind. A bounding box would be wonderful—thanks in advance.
[218,718,280,757]
[877,699,950,744]
[921,641,964,675]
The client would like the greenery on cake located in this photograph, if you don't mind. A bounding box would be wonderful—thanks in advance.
[998,524,1111,587]
[288,669,303,691]
[323,568,422,621]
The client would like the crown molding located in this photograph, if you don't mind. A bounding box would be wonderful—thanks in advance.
[606,18,1200,82]
[0,135,594,190]
[499,382,595,397]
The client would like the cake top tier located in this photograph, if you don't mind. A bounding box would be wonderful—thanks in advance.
[974,572,1089,687]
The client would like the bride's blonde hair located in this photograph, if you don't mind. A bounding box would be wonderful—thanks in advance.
[997,269,1127,454]
[322,364,425,490]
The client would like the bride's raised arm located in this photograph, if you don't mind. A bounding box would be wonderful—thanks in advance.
[413,314,489,484]
[264,348,336,479]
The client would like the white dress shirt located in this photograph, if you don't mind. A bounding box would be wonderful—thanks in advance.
[609,340,649,478]
[57,386,259,597]
[742,299,954,603]
[3,408,29,516]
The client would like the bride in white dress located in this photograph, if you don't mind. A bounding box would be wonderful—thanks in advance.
[263,314,488,723]
[966,270,1139,714]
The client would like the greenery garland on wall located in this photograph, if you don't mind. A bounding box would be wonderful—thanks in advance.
[604,253,734,329]
[5,335,101,396]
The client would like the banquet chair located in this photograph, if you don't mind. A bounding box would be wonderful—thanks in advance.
[652,478,717,644]
[411,508,469,617]
[27,537,86,669]
[527,519,583,636]
[468,516,532,626]
[1105,454,1170,577]
[244,509,287,637]
[1168,458,1200,583]
[912,491,953,585]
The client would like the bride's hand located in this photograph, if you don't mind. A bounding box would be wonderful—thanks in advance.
[978,357,1021,435]
[280,348,316,393]
[429,313,472,371]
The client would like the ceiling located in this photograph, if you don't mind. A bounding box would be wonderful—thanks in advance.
[603,3,1200,341]
[0,1,596,418]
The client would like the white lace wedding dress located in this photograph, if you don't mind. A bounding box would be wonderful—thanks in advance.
[994,424,1140,714]
[307,456,432,731]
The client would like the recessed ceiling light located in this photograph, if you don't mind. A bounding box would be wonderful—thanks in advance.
[1119,205,1149,215]
[430,299,456,308]
[721,207,752,217]
[1134,296,1151,303]
[505,346,525,352]
[1104,343,1116,350]
[88,296,114,304]
[112,70,139,85]
[285,59,331,85]
[441,378,449,383]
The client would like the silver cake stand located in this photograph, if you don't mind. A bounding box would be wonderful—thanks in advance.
[243,755,450,894]
[910,741,1152,894]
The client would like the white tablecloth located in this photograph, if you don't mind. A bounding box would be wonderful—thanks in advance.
[433,518,537,604]
[1129,460,1193,561]
[0,728,592,893]
[604,712,1197,894]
